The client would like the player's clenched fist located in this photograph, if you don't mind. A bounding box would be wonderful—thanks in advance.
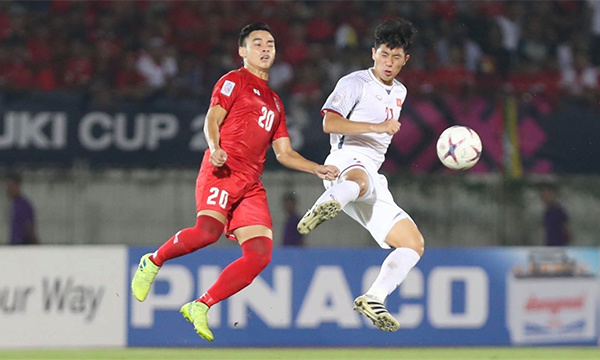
[210,149,228,167]
[314,165,340,181]
[374,118,401,136]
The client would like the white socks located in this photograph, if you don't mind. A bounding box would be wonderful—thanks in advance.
[366,247,421,303]
[314,180,361,209]
[313,181,421,304]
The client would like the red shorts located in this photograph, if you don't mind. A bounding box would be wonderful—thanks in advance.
[195,163,272,240]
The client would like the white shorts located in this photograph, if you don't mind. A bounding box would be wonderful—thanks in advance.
[323,149,414,249]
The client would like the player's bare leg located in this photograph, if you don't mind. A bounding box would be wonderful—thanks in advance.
[297,169,366,234]
[354,218,424,332]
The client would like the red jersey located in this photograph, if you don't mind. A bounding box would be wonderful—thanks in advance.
[208,67,289,178]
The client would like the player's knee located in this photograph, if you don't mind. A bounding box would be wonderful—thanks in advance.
[356,181,370,198]
[412,233,425,257]
[242,236,272,272]
[390,236,424,257]
[386,228,425,257]
[191,215,224,248]
[251,244,272,271]
[196,215,224,236]
[400,231,424,257]
[345,178,369,197]
[251,250,272,271]
[244,247,272,271]
[341,170,370,197]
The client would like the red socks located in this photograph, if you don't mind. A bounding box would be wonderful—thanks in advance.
[149,219,272,308]
[198,236,272,307]
[150,215,224,266]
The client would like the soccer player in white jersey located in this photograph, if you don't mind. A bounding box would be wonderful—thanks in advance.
[297,18,423,332]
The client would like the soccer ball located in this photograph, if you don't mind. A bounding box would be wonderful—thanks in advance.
[436,126,482,170]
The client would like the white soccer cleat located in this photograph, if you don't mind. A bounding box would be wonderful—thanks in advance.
[354,294,400,332]
[297,200,342,235]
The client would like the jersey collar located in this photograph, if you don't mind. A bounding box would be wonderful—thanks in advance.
[241,66,269,84]
[368,68,395,91]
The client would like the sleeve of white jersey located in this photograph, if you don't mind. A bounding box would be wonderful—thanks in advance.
[321,74,364,118]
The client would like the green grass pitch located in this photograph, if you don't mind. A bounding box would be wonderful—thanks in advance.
[0,347,599,360]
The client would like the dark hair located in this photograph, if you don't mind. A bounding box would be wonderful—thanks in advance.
[374,18,417,52]
[239,22,273,47]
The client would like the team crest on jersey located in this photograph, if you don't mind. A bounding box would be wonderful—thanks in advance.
[332,93,342,106]
[221,80,236,96]
[396,98,403,107]
[273,97,281,112]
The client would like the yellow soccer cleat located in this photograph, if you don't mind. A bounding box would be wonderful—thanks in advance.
[180,301,214,341]
[131,253,160,302]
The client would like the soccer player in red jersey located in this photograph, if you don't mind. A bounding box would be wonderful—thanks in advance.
[131,23,339,341]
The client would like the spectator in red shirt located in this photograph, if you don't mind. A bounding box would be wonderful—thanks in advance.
[62,40,93,89]
[291,61,323,108]
[114,51,149,100]
[305,3,336,43]
[37,64,58,91]
[1,44,34,91]
[435,45,475,95]
[284,22,309,66]
[27,26,53,67]
[0,3,11,41]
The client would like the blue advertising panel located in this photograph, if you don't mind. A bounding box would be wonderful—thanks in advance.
[127,247,598,347]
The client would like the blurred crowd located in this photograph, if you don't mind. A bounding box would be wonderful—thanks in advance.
[1,0,600,108]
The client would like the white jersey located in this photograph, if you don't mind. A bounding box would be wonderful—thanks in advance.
[322,68,407,169]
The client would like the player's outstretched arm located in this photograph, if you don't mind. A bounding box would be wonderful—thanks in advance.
[272,137,339,181]
[323,111,400,136]
[204,105,228,167]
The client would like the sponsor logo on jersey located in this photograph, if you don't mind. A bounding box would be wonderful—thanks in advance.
[397,98,403,107]
[273,97,281,112]
[253,88,261,96]
[221,80,236,96]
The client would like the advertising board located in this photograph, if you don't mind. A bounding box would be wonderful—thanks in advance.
[0,246,127,348]
[128,247,599,347]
